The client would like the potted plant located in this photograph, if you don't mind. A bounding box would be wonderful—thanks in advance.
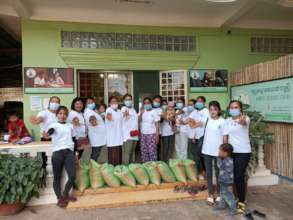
[0,154,45,216]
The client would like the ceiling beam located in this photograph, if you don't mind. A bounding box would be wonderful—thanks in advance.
[220,0,258,28]
[9,0,32,19]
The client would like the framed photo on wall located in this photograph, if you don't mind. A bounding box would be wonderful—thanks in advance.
[189,69,228,92]
[24,67,74,93]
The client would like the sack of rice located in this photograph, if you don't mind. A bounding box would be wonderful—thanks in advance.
[156,161,176,183]
[169,159,187,183]
[129,163,149,185]
[89,159,105,189]
[75,160,91,192]
[100,163,120,187]
[183,159,198,182]
[114,165,136,187]
[143,161,161,185]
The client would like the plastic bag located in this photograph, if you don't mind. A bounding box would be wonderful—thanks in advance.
[129,163,149,185]
[100,163,121,187]
[89,159,105,189]
[143,162,161,185]
[183,159,198,182]
[75,160,91,192]
[114,165,136,187]
[169,159,187,183]
[156,161,176,183]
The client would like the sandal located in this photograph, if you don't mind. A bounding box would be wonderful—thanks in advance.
[57,197,68,208]
[206,196,214,206]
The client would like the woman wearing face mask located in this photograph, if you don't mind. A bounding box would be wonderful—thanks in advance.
[175,97,188,159]
[187,96,209,179]
[202,101,227,206]
[68,97,87,160]
[152,95,163,160]
[139,97,160,162]
[84,97,106,162]
[190,96,209,175]
[105,96,123,165]
[30,96,60,141]
[225,100,251,213]
[121,94,138,165]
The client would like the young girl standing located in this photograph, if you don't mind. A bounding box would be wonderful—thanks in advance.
[46,106,76,208]
[105,96,123,165]
[202,101,227,206]
[139,97,160,162]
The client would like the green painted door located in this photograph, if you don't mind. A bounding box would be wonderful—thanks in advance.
[133,71,160,110]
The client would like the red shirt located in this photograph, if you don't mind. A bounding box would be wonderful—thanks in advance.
[7,119,30,142]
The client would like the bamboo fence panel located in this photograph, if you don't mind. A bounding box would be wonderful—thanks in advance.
[231,54,293,178]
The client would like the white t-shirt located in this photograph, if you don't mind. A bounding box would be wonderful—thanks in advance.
[121,106,139,142]
[225,117,252,153]
[37,110,57,136]
[67,110,86,139]
[140,110,160,135]
[34,77,46,86]
[84,108,106,147]
[189,108,209,139]
[202,117,227,157]
[48,122,75,152]
[105,107,123,147]
[176,108,189,134]
[161,119,174,136]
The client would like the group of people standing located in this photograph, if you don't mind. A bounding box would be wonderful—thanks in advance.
[29,94,251,212]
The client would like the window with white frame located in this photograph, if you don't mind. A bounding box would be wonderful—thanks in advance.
[160,70,187,102]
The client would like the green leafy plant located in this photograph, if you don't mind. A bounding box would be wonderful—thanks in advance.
[222,104,274,176]
[0,154,45,204]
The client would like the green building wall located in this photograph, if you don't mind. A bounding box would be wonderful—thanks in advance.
[21,20,293,140]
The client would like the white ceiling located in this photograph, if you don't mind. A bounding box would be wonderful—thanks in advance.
[1,0,293,39]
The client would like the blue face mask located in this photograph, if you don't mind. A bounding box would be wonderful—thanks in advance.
[176,103,184,110]
[153,101,160,108]
[87,103,96,110]
[187,105,194,113]
[229,108,241,117]
[124,100,133,108]
[49,102,60,111]
[195,102,204,110]
[144,104,152,111]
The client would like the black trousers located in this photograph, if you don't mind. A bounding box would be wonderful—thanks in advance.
[52,149,76,199]
[91,147,102,161]
[161,135,175,163]
[233,153,251,203]
[187,137,204,173]
[204,155,219,196]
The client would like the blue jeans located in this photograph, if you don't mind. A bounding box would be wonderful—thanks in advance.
[218,184,237,213]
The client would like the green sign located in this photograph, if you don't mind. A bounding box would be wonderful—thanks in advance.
[231,77,293,123]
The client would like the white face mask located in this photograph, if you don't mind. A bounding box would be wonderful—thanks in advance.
[110,103,118,110]
[49,102,60,111]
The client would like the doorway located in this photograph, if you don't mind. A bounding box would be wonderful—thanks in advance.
[78,70,133,104]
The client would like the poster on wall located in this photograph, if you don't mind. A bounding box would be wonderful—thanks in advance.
[231,77,293,123]
[24,67,74,93]
[189,69,228,92]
